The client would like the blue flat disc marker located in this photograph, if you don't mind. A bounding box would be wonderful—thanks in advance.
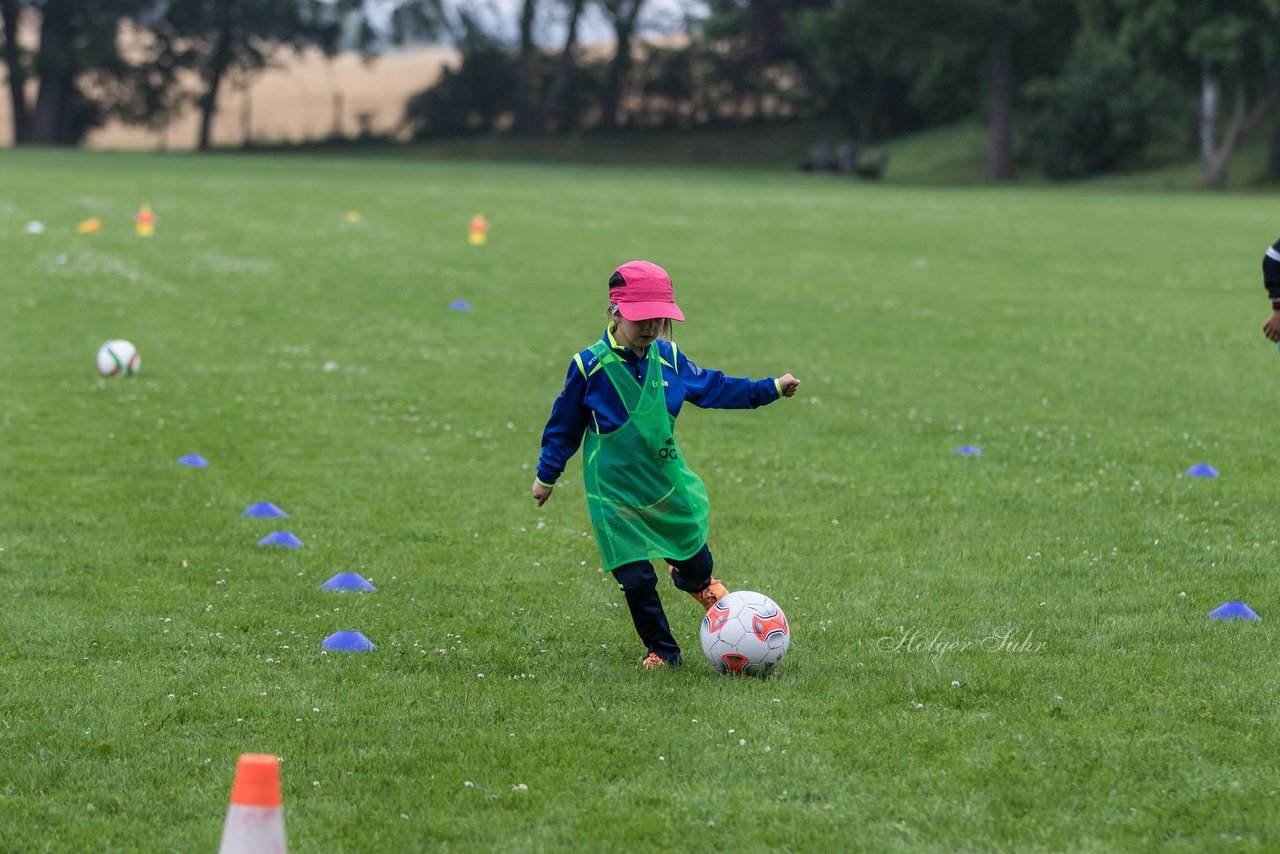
[177,454,209,467]
[1207,602,1259,620]
[257,531,303,548]
[244,502,288,518]
[321,631,376,651]
[321,572,376,592]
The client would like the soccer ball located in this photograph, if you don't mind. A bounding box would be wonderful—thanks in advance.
[97,339,140,377]
[700,590,790,677]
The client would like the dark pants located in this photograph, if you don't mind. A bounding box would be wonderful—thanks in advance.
[612,544,714,664]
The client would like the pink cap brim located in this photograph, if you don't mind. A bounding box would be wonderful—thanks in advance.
[616,301,685,322]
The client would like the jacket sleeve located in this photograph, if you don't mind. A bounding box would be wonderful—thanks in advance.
[678,347,780,410]
[1264,239,1280,305]
[536,358,589,486]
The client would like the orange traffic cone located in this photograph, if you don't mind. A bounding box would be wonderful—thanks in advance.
[218,753,287,854]
[135,204,155,237]
[468,213,489,246]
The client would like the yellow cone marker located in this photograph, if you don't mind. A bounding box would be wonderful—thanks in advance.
[135,204,155,237]
[468,213,489,246]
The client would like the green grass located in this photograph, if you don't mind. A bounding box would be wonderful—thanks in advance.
[3,148,1280,851]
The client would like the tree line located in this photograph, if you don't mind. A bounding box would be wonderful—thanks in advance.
[3,0,1279,185]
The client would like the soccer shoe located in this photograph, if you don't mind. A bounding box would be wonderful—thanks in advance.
[689,578,729,611]
[667,565,729,611]
[642,652,667,669]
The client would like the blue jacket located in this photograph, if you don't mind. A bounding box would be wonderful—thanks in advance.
[536,328,781,486]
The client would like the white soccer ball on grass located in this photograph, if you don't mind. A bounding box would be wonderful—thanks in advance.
[97,339,140,377]
[700,590,790,677]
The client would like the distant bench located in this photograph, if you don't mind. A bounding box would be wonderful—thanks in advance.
[801,140,889,180]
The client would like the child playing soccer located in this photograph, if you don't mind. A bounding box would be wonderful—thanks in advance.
[1261,237,1280,341]
[532,260,801,668]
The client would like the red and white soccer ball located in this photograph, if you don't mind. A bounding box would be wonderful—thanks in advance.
[700,590,790,677]
[97,339,140,377]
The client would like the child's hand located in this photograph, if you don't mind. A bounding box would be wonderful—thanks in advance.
[778,374,801,397]
[532,480,553,506]
[1265,311,1280,342]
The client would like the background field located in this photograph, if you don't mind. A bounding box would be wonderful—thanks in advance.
[0,46,457,151]
[1,150,1279,851]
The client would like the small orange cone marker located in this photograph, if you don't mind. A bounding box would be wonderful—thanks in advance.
[76,217,102,235]
[468,213,489,246]
[135,204,155,237]
[218,753,287,854]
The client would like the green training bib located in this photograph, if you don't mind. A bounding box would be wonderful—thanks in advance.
[582,340,710,571]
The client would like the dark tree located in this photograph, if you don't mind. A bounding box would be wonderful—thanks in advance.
[701,0,829,121]
[0,0,28,143]
[786,0,963,142]
[539,0,587,131]
[510,0,540,132]
[149,0,344,151]
[402,15,516,137]
[23,0,132,145]
[597,0,646,130]
[1118,0,1280,187]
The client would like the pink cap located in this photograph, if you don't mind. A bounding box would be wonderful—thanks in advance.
[608,260,685,322]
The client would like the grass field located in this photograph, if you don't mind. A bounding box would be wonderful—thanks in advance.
[2,148,1280,851]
